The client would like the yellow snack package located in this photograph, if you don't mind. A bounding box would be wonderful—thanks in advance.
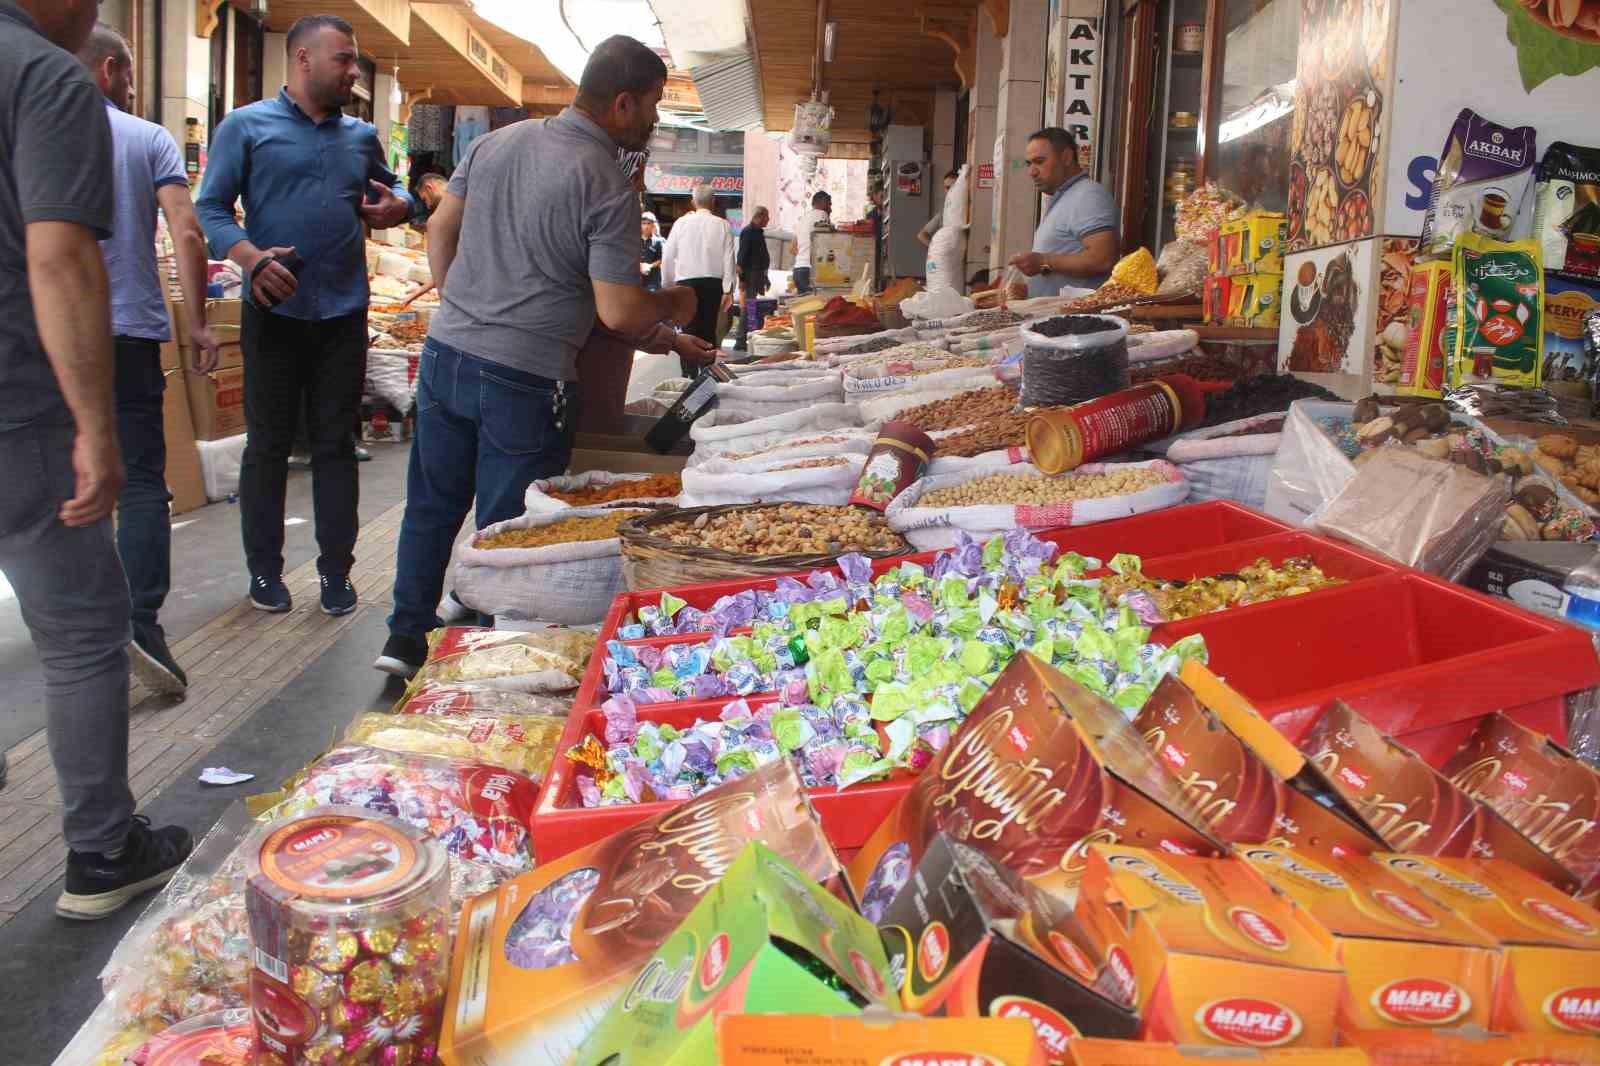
[343,711,564,781]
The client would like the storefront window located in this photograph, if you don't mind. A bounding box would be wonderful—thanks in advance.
[1210,0,1299,212]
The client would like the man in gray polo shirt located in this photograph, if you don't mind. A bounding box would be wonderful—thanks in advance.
[1007,127,1119,299]
[376,34,695,677]
[0,0,193,919]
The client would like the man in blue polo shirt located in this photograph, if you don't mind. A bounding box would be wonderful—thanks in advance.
[1007,127,1120,299]
[198,15,414,618]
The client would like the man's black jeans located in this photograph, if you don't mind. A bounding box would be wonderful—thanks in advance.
[112,337,170,635]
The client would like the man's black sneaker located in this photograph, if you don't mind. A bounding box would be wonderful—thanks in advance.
[248,574,292,613]
[320,574,358,616]
[130,623,187,695]
[373,633,427,678]
[56,816,194,920]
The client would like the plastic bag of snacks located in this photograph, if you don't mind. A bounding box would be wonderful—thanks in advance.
[1420,107,1538,257]
[257,745,539,875]
[409,627,594,693]
[452,507,648,626]
[522,471,680,514]
[886,460,1189,551]
[393,680,571,718]
[343,711,564,781]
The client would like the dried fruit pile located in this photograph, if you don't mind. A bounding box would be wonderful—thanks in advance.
[549,473,681,505]
[477,511,649,549]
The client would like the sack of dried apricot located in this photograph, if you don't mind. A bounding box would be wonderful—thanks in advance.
[454,508,650,625]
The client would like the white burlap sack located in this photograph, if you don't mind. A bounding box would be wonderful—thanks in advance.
[523,471,679,514]
[681,453,866,506]
[886,460,1189,550]
[687,427,877,469]
[926,445,1031,478]
[453,507,631,625]
[689,402,864,459]
[713,372,844,422]
[365,350,417,412]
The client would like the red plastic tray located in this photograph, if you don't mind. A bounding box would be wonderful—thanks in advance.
[533,502,1600,864]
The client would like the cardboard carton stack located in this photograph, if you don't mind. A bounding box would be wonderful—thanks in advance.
[1203,213,1287,328]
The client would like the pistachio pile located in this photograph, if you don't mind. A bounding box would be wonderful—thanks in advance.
[651,504,906,556]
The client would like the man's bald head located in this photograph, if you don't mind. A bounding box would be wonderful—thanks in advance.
[77,23,135,111]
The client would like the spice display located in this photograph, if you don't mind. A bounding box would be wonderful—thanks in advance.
[895,384,1019,432]
[931,411,1034,458]
[1451,233,1545,389]
[343,712,563,780]
[547,474,680,506]
[1196,374,1339,428]
[1100,553,1344,622]
[244,808,450,1065]
[919,467,1171,507]
[1420,108,1538,257]
[474,510,649,550]
[647,504,904,556]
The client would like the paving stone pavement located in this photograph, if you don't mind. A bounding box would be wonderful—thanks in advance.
[0,501,407,925]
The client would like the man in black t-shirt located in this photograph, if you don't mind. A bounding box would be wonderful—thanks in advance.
[0,0,192,920]
[734,205,771,351]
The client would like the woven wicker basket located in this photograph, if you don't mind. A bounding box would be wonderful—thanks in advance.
[617,503,911,590]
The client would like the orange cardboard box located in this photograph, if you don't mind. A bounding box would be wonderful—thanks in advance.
[848,654,1222,920]
[1067,1040,1369,1066]
[1440,711,1600,903]
[1073,845,1344,1049]
[1375,854,1600,1035]
[1341,1027,1600,1066]
[1241,843,1500,1031]
[1135,665,1384,861]
[185,364,245,441]
[1299,702,1581,894]
[438,760,851,1066]
[718,1012,1047,1066]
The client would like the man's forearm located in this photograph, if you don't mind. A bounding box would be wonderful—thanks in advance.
[599,287,679,337]
[171,214,210,335]
[225,238,268,274]
[27,223,117,438]
[1047,247,1117,277]
[428,234,459,293]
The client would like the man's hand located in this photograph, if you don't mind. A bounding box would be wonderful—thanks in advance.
[1008,251,1048,277]
[719,292,733,314]
[662,284,697,325]
[640,262,653,275]
[673,333,718,368]
[1008,280,1029,301]
[60,429,124,527]
[359,180,411,229]
[189,324,223,373]
[249,245,299,306]
[400,281,436,309]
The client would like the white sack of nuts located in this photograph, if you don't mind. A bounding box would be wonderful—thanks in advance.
[713,371,844,422]
[680,452,867,507]
[886,460,1189,551]
[689,402,865,459]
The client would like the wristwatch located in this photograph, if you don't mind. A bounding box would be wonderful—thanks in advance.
[1040,262,1054,276]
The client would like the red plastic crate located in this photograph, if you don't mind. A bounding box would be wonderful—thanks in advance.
[535,502,1600,864]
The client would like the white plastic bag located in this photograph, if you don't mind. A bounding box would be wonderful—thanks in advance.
[681,453,866,507]
[453,507,632,626]
[902,286,974,321]
[197,433,246,501]
[365,350,419,412]
[1263,400,1362,525]
[523,471,679,514]
[689,402,864,459]
[886,460,1189,550]
[925,224,968,296]
[1127,329,1199,364]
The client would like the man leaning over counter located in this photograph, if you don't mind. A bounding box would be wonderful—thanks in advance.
[1007,127,1119,299]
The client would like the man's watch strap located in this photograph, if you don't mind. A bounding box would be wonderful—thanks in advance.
[1040,261,1054,276]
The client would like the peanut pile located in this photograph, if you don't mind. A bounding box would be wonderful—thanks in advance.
[897,385,1020,433]
[549,473,681,505]
[477,510,649,549]
[920,468,1168,507]
[652,504,905,556]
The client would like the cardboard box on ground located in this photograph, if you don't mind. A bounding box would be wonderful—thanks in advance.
[161,368,205,515]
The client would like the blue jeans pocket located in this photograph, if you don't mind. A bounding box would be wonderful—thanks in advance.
[480,369,559,457]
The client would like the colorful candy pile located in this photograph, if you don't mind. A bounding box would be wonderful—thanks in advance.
[575,533,1208,802]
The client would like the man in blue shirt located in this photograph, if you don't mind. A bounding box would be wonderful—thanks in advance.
[1007,127,1120,299]
[79,23,220,695]
[198,15,413,617]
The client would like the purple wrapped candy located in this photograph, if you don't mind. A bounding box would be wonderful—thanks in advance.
[724,660,766,695]
[693,673,733,700]
[602,696,640,745]
[901,592,935,624]
[676,606,712,633]
[837,553,872,584]
[503,867,600,969]
[635,645,664,672]
[860,842,913,924]
[1120,590,1166,625]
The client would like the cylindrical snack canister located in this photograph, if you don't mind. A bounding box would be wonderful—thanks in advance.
[1027,375,1206,474]
[850,421,935,510]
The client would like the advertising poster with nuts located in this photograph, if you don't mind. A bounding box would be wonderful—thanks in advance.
[1286,0,1396,251]
[1278,238,1382,398]
[1373,237,1418,388]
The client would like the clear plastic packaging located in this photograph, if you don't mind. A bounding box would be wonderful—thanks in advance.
[244,806,450,1064]
[393,680,572,719]
[343,711,564,781]
[410,626,594,692]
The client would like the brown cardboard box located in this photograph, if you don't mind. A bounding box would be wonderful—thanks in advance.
[162,370,206,515]
[186,365,245,440]
[169,298,244,370]
[159,340,182,372]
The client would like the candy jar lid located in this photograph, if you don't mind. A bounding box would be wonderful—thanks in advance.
[245,805,448,925]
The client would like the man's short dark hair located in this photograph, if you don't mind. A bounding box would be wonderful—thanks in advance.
[576,35,669,111]
[944,169,960,181]
[811,191,832,208]
[1027,128,1078,155]
[287,15,354,52]
[77,23,131,70]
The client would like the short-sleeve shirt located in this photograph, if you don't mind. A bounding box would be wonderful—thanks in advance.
[102,101,188,341]
[0,1,115,429]
[429,109,641,382]
[794,208,830,267]
[1028,173,1118,298]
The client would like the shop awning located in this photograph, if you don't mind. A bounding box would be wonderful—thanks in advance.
[463,10,576,115]
[263,0,412,54]
[400,2,526,106]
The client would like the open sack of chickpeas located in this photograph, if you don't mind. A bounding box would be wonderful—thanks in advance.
[680,451,867,507]
[452,507,648,626]
[522,470,683,514]
[886,460,1190,551]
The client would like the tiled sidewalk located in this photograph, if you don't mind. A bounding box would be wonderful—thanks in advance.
[0,501,407,925]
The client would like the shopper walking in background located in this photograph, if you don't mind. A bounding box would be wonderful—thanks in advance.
[916,170,960,249]
[734,205,771,351]
[198,15,415,617]
[78,23,221,696]
[0,0,194,919]
[661,182,735,375]
[791,190,832,294]
[375,34,696,678]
